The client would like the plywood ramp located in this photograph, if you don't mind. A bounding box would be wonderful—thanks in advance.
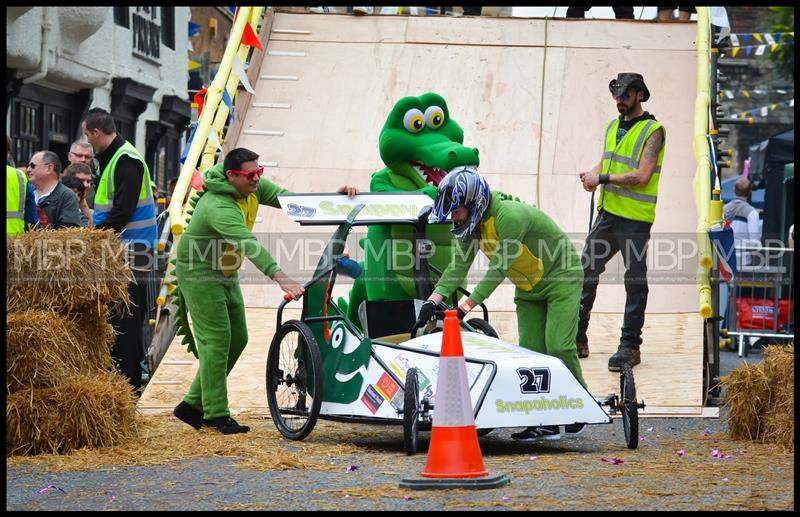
[140,13,712,417]
[138,309,715,418]
[234,12,699,314]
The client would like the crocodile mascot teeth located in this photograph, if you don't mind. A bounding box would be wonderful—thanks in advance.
[339,92,480,332]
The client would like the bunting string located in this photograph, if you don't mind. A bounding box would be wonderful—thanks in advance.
[722,41,794,58]
[729,98,794,119]
[719,88,793,100]
[727,31,794,47]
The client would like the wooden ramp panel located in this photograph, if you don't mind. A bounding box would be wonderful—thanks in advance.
[138,309,715,418]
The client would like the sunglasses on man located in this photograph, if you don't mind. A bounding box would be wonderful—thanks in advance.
[226,166,264,181]
[612,90,632,101]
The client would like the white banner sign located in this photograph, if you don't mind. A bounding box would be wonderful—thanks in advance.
[278,193,437,224]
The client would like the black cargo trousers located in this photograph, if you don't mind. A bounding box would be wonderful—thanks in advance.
[577,210,652,349]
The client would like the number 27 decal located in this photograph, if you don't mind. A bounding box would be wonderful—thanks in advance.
[516,367,551,394]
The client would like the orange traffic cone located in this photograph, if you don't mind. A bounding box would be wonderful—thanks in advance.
[400,310,509,490]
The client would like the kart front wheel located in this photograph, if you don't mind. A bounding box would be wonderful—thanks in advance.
[620,363,639,449]
[266,320,323,441]
[403,368,420,455]
[466,317,499,338]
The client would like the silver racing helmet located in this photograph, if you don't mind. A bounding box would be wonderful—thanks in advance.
[428,166,491,241]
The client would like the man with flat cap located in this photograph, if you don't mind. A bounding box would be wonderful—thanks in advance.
[576,72,666,371]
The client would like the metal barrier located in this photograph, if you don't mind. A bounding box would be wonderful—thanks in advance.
[722,244,795,357]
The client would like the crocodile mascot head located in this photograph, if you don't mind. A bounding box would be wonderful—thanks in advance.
[378,92,479,189]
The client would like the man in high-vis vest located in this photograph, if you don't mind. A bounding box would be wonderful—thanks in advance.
[420,167,587,442]
[577,72,666,371]
[6,135,37,234]
[6,163,28,236]
[82,107,158,392]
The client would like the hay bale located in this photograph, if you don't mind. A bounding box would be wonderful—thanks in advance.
[761,345,794,450]
[6,228,133,314]
[6,371,138,456]
[722,362,770,441]
[6,310,115,393]
[70,306,117,372]
[722,344,794,451]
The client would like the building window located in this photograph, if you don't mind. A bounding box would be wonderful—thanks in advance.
[114,7,129,28]
[161,7,175,50]
[10,84,85,168]
[13,101,41,167]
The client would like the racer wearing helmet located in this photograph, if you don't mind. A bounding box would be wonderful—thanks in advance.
[418,166,587,442]
[429,165,492,242]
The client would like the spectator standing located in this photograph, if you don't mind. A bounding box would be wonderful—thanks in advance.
[63,163,94,227]
[657,6,695,21]
[566,6,634,19]
[82,107,158,393]
[62,174,91,227]
[6,135,37,231]
[577,73,666,371]
[26,151,83,229]
[723,178,761,266]
[67,140,97,208]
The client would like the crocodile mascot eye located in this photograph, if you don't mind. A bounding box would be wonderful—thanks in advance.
[330,324,345,349]
[424,105,445,129]
[403,109,426,133]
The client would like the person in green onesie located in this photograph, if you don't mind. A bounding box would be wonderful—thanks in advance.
[418,166,587,442]
[172,147,358,434]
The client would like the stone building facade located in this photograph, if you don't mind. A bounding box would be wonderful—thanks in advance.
[7,6,191,191]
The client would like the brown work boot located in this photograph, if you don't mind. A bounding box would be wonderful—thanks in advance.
[607,346,641,372]
[576,338,589,358]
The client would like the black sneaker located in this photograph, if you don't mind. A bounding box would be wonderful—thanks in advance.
[608,346,641,372]
[511,425,561,442]
[203,416,251,435]
[173,401,204,430]
[576,339,589,358]
[564,423,587,435]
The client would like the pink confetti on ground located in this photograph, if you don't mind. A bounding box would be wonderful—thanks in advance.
[721,477,731,482]
[346,464,359,472]
[677,450,685,457]
[37,485,65,494]
[528,456,538,461]
[501,496,510,502]
[646,427,654,432]
[602,457,624,465]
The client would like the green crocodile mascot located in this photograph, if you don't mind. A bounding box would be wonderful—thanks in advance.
[340,92,480,330]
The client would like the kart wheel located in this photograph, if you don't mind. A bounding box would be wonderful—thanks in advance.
[466,318,499,338]
[403,368,420,456]
[619,363,639,449]
[266,320,323,441]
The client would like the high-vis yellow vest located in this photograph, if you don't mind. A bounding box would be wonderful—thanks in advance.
[93,141,157,246]
[597,118,665,223]
[6,165,27,236]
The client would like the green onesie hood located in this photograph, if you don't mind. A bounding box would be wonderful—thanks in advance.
[202,163,244,197]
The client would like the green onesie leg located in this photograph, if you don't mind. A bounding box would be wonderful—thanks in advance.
[181,279,249,420]
[515,288,586,388]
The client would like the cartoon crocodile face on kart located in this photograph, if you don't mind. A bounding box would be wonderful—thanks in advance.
[319,321,373,404]
[378,92,480,189]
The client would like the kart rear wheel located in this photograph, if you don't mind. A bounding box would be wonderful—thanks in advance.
[403,368,420,456]
[266,320,323,441]
[620,363,639,449]
[466,317,499,338]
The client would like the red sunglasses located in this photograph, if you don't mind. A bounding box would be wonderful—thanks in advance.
[226,166,264,181]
